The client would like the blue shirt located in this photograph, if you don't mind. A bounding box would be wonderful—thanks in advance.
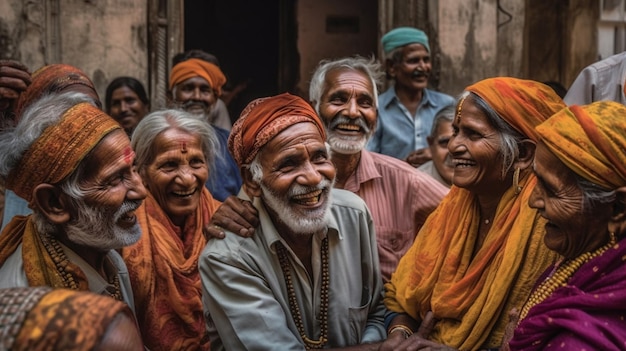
[205,126,242,202]
[367,86,455,160]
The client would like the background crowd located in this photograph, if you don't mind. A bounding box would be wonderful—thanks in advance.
[0,25,625,351]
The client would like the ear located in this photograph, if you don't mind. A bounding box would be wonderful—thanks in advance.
[608,186,626,235]
[385,59,397,79]
[241,166,262,198]
[32,183,72,224]
[514,139,537,170]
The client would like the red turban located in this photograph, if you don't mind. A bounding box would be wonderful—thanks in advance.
[7,102,121,204]
[169,58,226,96]
[536,101,626,190]
[228,93,326,166]
[465,78,565,141]
[14,64,98,118]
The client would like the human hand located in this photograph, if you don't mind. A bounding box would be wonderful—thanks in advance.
[0,60,31,112]
[405,147,432,167]
[203,196,259,239]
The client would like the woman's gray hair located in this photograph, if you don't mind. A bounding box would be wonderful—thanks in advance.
[429,106,455,137]
[0,91,99,178]
[460,91,526,178]
[574,174,617,214]
[309,56,383,115]
[131,109,220,173]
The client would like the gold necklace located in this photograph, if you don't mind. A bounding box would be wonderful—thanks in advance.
[276,237,329,349]
[519,235,616,321]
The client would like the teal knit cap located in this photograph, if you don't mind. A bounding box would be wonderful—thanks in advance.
[382,27,430,54]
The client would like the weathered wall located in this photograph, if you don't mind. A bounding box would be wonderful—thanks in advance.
[0,0,148,103]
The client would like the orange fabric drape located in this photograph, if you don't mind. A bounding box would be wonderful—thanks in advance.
[122,188,220,351]
[385,174,558,350]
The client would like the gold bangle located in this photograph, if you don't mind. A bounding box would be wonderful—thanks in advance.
[387,324,413,339]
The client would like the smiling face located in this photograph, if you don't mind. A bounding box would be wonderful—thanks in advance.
[141,128,209,226]
[388,43,431,92]
[448,99,510,196]
[529,141,612,258]
[108,86,149,134]
[172,76,217,117]
[428,119,454,185]
[252,122,336,235]
[318,68,377,154]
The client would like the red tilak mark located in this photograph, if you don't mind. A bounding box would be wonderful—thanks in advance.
[123,147,133,164]
[181,141,187,153]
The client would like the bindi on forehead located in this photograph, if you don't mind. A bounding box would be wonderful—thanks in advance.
[123,146,134,165]
[181,141,187,153]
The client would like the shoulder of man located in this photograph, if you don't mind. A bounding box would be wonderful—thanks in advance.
[425,88,456,105]
[330,188,370,214]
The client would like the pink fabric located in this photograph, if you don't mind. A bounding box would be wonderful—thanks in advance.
[343,150,447,281]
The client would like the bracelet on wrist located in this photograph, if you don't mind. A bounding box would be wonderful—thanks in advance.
[387,324,413,339]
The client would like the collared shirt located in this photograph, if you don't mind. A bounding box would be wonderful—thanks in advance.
[368,86,455,160]
[200,189,386,350]
[0,243,135,313]
[564,51,626,105]
[344,150,447,281]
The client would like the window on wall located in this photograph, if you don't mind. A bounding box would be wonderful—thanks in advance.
[599,0,626,59]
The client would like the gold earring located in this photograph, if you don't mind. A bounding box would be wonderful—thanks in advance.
[513,167,521,195]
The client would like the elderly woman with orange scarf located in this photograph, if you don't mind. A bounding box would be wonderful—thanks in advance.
[380,78,564,351]
[504,101,626,350]
[121,109,221,351]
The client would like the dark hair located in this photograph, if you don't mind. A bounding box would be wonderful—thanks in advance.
[542,81,567,99]
[104,77,149,114]
[172,49,220,67]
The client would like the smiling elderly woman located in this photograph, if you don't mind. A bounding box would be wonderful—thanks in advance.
[121,109,221,351]
[506,101,626,350]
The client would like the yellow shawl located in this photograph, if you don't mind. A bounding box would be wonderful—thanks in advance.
[122,187,220,351]
[385,173,558,350]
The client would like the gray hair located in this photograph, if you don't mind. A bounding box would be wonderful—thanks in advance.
[430,106,455,137]
[575,174,617,214]
[459,91,525,177]
[309,56,383,115]
[0,91,99,178]
[131,109,220,173]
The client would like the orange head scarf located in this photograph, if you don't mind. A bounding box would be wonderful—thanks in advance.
[536,101,626,190]
[0,287,137,351]
[14,64,98,118]
[466,77,565,141]
[228,92,326,166]
[6,102,121,204]
[169,58,226,96]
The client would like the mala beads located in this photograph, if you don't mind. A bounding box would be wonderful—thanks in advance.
[276,237,329,349]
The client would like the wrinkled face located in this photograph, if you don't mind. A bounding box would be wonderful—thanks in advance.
[141,128,208,226]
[172,76,217,117]
[448,100,508,195]
[108,86,149,134]
[65,129,147,250]
[388,43,431,92]
[529,142,611,259]
[428,120,454,185]
[255,122,336,234]
[318,68,377,155]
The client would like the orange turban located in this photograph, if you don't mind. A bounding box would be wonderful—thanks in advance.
[169,58,226,96]
[466,77,565,141]
[14,64,98,118]
[536,101,626,190]
[228,93,326,166]
[7,102,121,204]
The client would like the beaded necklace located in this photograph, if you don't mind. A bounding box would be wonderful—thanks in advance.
[276,237,329,349]
[518,235,616,321]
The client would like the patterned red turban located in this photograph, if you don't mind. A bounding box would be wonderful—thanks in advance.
[536,101,626,190]
[14,64,98,118]
[228,93,326,166]
[169,58,226,96]
[7,102,121,203]
[465,78,565,141]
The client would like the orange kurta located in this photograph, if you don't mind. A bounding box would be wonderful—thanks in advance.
[123,188,220,351]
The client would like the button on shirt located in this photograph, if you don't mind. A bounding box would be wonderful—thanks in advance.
[368,86,455,160]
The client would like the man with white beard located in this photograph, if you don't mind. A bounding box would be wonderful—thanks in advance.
[0,92,147,312]
[200,93,385,350]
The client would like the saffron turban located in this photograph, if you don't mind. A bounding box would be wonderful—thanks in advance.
[169,58,226,96]
[466,78,566,142]
[382,27,430,54]
[7,102,121,204]
[0,287,133,351]
[14,64,98,118]
[536,101,626,190]
[228,92,326,166]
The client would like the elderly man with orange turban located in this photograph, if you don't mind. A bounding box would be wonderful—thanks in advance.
[200,93,386,350]
[0,91,147,312]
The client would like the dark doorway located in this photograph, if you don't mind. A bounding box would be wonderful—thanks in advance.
[184,0,298,122]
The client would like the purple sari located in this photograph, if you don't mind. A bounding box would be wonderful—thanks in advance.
[509,236,626,350]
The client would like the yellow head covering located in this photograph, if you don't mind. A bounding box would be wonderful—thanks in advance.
[536,101,626,190]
